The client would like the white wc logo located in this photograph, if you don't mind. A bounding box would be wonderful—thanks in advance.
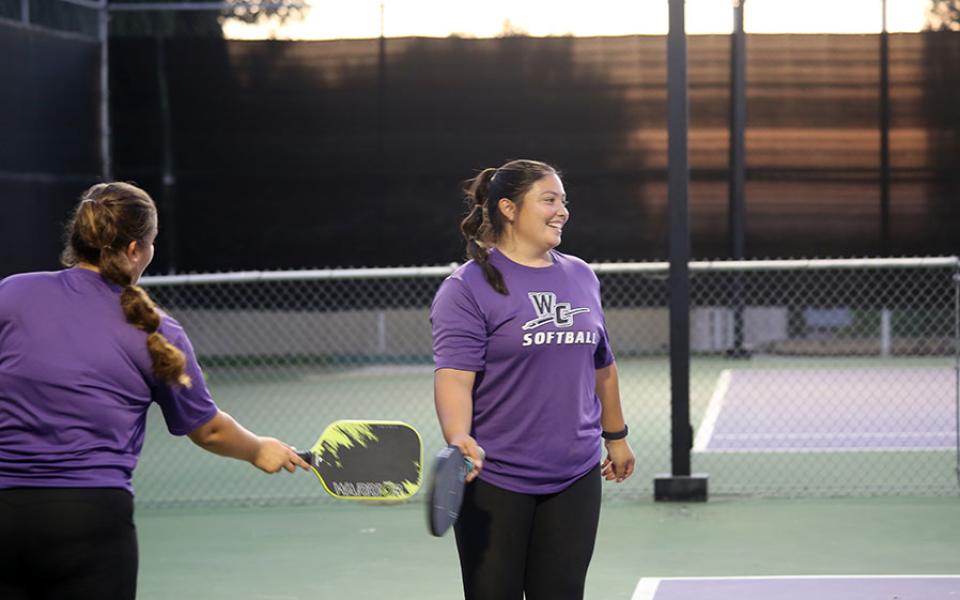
[522,292,590,330]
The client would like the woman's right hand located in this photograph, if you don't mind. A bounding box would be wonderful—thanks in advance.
[449,433,484,482]
[253,437,311,474]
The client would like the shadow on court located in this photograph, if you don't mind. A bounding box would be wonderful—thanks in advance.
[136,496,960,599]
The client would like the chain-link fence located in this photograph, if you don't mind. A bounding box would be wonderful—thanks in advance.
[0,0,102,38]
[135,257,959,506]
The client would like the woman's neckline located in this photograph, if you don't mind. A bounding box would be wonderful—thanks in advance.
[490,247,558,270]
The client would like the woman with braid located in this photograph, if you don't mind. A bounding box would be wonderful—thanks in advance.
[0,182,308,600]
[430,159,635,600]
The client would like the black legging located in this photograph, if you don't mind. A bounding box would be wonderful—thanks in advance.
[454,463,602,600]
[0,487,138,600]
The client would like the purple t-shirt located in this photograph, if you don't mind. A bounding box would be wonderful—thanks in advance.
[431,249,614,494]
[0,268,219,492]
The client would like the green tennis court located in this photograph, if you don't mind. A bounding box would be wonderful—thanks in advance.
[135,496,960,599]
[129,352,960,597]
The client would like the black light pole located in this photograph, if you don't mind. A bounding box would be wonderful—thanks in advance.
[156,35,179,273]
[98,0,112,181]
[879,0,891,256]
[729,0,746,262]
[728,0,749,359]
[378,2,386,171]
[655,0,708,502]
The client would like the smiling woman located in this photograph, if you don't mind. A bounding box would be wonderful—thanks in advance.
[220,0,929,39]
[429,158,636,599]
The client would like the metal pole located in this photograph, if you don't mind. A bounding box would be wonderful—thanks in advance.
[20,0,28,24]
[378,2,386,172]
[880,0,891,256]
[729,0,746,261]
[99,0,112,181]
[156,35,178,273]
[667,0,692,479]
[729,0,748,358]
[655,0,708,502]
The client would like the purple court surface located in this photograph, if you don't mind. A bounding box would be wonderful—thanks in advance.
[693,368,957,452]
[632,575,960,600]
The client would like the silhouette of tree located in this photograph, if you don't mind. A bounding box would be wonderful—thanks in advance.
[925,0,960,31]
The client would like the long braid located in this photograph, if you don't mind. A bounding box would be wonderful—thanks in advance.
[63,182,191,387]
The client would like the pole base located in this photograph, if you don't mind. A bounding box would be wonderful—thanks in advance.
[654,473,709,502]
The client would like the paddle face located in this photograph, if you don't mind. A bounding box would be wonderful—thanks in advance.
[299,420,422,501]
[427,445,469,537]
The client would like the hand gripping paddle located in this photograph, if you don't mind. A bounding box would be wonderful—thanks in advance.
[426,444,482,536]
[296,420,422,501]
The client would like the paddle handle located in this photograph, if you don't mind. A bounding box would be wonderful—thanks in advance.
[463,446,485,472]
[296,450,321,468]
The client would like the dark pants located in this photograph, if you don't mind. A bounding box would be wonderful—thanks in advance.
[0,487,138,600]
[454,464,602,600]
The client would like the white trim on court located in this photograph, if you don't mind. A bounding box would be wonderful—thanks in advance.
[631,574,960,599]
[692,369,731,452]
[701,428,955,453]
[713,432,955,440]
[692,445,956,454]
[638,574,960,581]
[631,577,661,600]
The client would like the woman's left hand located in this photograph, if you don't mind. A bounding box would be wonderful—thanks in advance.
[601,439,635,483]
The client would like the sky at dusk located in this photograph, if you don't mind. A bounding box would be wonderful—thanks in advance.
[223,0,931,40]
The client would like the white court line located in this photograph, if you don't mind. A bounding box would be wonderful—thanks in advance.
[692,369,731,453]
[635,574,960,582]
[631,577,661,600]
[697,446,955,454]
[704,430,955,453]
[631,574,960,598]
[714,431,955,441]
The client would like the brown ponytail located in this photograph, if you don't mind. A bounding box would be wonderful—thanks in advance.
[461,168,508,294]
[459,159,560,295]
[63,182,191,387]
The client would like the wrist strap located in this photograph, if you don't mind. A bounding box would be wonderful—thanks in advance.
[601,424,628,441]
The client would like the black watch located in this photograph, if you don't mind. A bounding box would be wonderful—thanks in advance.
[601,425,628,441]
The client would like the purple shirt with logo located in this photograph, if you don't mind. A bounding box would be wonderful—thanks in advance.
[0,268,219,493]
[431,249,614,494]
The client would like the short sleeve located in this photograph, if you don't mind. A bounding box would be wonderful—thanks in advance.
[151,316,219,436]
[431,276,487,372]
[590,267,615,369]
[594,326,615,369]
